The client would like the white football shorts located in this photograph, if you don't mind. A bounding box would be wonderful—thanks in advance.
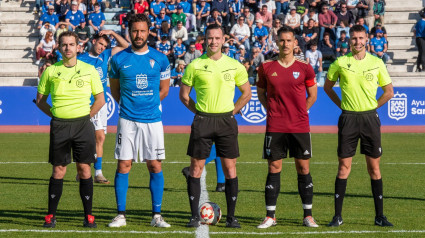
[114,117,165,162]
[91,104,108,134]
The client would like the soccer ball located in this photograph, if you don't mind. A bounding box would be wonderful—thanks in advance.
[199,202,222,225]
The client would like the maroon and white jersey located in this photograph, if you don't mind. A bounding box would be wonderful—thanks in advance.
[257,58,316,133]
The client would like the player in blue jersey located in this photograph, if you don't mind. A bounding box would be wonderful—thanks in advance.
[77,30,129,184]
[108,14,171,228]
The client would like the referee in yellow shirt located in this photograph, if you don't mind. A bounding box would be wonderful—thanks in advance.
[179,24,252,228]
[36,31,105,228]
[324,25,394,227]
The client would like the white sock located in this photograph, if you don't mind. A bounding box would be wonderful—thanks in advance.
[95,170,102,177]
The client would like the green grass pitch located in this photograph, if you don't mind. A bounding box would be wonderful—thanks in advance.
[0,133,424,237]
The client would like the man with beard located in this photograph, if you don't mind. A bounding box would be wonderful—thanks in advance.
[77,30,128,184]
[107,14,171,228]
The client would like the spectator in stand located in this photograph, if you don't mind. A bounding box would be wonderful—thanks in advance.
[284,6,301,35]
[134,0,149,14]
[38,58,55,79]
[223,43,235,58]
[78,0,87,15]
[184,42,202,64]
[337,42,349,57]
[303,8,319,27]
[172,6,187,27]
[364,0,375,30]
[295,0,309,20]
[244,0,258,13]
[346,0,360,22]
[336,30,349,53]
[319,3,337,40]
[34,0,46,14]
[275,0,290,17]
[336,20,351,39]
[308,0,321,12]
[230,16,251,51]
[171,21,189,44]
[370,22,387,40]
[35,31,55,65]
[318,32,336,61]
[373,0,385,26]
[211,0,230,31]
[305,43,323,86]
[180,0,197,32]
[88,3,105,35]
[227,38,238,56]
[241,6,255,29]
[269,19,281,42]
[254,19,269,42]
[356,0,371,22]
[356,17,369,33]
[156,36,172,63]
[258,0,276,15]
[158,21,172,43]
[302,18,319,48]
[38,5,60,30]
[150,0,166,18]
[414,8,425,72]
[40,23,56,41]
[370,29,389,63]
[206,8,223,26]
[156,9,172,29]
[242,60,256,85]
[171,60,186,86]
[55,22,69,40]
[74,22,92,53]
[294,44,305,60]
[328,0,341,13]
[256,5,273,29]
[235,45,248,63]
[195,34,205,53]
[40,0,54,15]
[196,0,211,31]
[173,37,187,64]
[250,46,264,73]
[229,0,242,27]
[65,1,86,31]
[166,0,178,16]
[336,3,355,28]
[55,0,70,22]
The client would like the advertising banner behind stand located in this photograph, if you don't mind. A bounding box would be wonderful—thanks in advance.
[0,87,423,126]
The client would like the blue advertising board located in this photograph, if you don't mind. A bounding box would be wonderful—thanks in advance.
[0,87,424,126]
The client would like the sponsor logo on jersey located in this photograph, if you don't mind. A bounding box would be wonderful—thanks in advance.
[241,88,267,123]
[388,92,407,121]
[136,73,149,89]
[293,71,300,79]
[106,91,116,120]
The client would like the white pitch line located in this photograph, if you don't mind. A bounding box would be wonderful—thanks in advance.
[195,169,209,238]
[1,229,425,235]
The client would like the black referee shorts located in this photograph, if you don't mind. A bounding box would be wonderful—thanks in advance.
[337,109,382,158]
[49,115,96,166]
[263,132,312,160]
[187,111,239,159]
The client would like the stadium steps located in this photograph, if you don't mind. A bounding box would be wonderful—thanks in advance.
[0,0,38,86]
[385,0,423,81]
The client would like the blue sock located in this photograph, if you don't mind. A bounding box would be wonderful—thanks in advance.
[215,157,225,184]
[205,144,217,165]
[94,157,102,170]
[150,171,164,213]
[114,171,129,212]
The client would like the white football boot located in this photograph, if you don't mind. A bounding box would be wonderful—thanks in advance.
[108,214,127,227]
[257,217,277,229]
[151,214,171,228]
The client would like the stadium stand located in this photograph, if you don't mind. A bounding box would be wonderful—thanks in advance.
[0,0,424,86]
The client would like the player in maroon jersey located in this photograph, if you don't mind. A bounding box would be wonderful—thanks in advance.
[256,25,318,229]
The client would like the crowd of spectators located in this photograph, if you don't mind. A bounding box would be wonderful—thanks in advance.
[35,0,389,86]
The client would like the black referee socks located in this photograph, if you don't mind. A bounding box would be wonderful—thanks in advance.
[225,177,238,218]
[371,178,384,217]
[298,173,313,217]
[265,172,281,218]
[187,176,201,218]
[48,177,63,216]
[334,177,347,217]
[79,177,93,216]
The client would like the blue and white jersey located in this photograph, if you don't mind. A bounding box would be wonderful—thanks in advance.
[89,12,106,27]
[150,1,166,15]
[171,68,184,78]
[254,26,268,38]
[173,43,186,56]
[156,41,171,54]
[179,1,192,13]
[228,44,237,55]
[40,13,59,26]
[66,10,85,26]
[108,47,171,123]
[229,1,241,15]
[196,3,210,14]
[155,15,171,27]
[224,50,235,58]
[167,3,177,12]
[370,37,387,52]
[78,48,112,90]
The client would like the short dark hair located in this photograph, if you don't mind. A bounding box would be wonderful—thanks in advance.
[93,33,111,45]
[349,24,367,36]
[93,2,99,7]
[58,31,79,45]
[310,42,317,47]
[277,25,295,37]
[127,13,151,32]
[205,23,224,36]
[341,30,346,35]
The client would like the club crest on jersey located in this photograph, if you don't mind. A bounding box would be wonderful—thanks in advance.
[136,74,148,89]
[150,59,155,68]
[293,72,300,79]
